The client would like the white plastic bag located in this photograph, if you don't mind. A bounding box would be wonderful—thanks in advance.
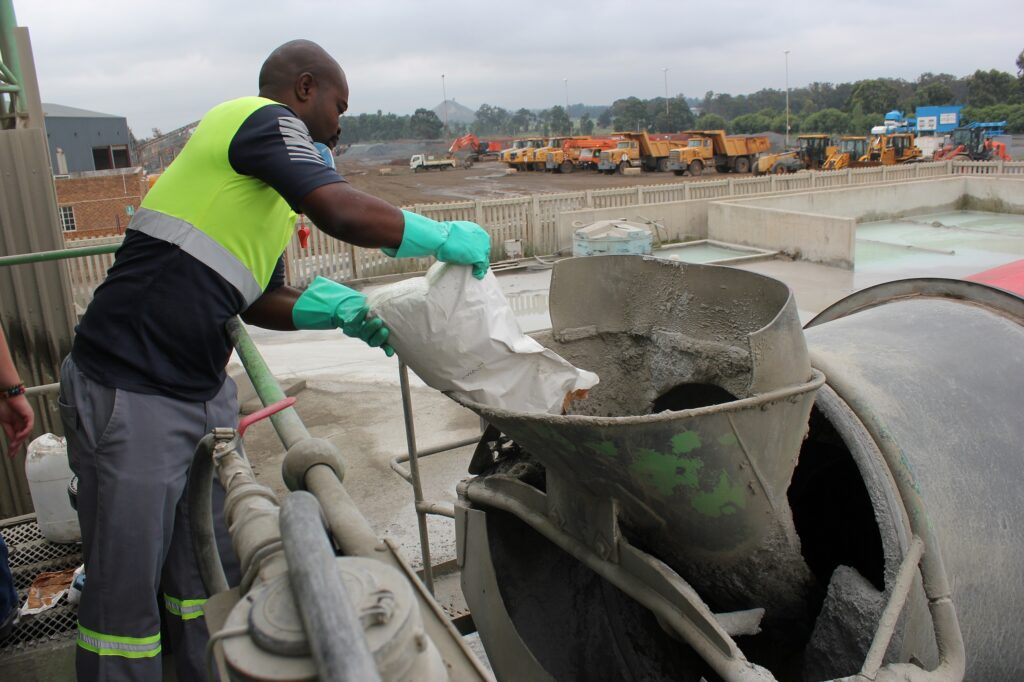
[367,263,598,414]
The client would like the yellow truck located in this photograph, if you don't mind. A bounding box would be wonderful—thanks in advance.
[501,138,546,170]
[596,131,690,174]
[546,137,620,173]
[532,137,587,172]
[665,130,772,176]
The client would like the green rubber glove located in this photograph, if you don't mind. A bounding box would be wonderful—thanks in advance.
[382,210,491,279]
[292,277,394,356]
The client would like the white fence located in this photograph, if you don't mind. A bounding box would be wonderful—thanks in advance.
[63,159,1024,297]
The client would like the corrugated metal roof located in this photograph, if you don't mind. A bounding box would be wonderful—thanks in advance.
[42,103,122,119]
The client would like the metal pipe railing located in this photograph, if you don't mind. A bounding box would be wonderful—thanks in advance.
[226,318,310,449]
[0,242,120,267]
[395,360,483,594]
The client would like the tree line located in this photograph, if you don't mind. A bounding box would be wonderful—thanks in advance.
[338,57,1024,143]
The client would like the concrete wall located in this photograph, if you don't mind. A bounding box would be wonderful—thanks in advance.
[717,177,968,222]
[963,177,1024,213]
[555,197,717,252]
[707,203,856,269]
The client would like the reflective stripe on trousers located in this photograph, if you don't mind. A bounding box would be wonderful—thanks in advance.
[164,594,207,621]
[77,624,161,659]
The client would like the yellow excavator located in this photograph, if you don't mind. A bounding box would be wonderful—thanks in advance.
[823,133,922,170]
[753,134,832,175]
[822,136,870,170]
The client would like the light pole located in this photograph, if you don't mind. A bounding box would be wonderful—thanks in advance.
[784,50,790,147]
[441,73,449,138]
[563,78,570,134]
[663,67,669,116]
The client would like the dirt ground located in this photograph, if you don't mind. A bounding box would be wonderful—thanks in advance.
[336,133,1024,207]
[338,158,718,206]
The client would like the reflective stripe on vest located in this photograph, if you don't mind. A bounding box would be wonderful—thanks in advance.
[131,208,262,304]
[77,624,162,659]
[138,96,298,303]
[163,594,207,621]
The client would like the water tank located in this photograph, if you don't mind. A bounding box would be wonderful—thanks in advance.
[25,434,80,544]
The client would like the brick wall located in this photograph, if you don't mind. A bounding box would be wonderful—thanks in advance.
[55,168,149,239]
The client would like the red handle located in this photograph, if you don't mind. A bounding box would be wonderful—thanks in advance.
[298,224,311,249]
[237,397,297,437]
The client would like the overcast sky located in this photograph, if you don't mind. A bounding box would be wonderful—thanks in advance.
[16,0,1023,134]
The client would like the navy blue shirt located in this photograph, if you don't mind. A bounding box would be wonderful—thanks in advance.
[72,103,343,401]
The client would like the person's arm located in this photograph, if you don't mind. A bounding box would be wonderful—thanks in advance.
[227,105,490,276]
[0,326,34,457]
[241,285,300,330]
[300,185,490,279]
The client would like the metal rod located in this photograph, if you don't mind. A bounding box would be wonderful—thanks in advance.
[398,361,434,594]
[226,318,310,450]
[280,491,382,682]
[305,464,382,557]
[388,434,481,482]
[860,536,925,677]
[25,381,58,397]
[0,0,23,118]
[0,242,120,267]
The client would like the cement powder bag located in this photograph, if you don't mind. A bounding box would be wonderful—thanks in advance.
[367,263,598,414]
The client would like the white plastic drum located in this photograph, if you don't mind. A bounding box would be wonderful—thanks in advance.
[25,433,81,544]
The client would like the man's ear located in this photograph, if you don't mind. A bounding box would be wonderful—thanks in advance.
[295,72,315,102]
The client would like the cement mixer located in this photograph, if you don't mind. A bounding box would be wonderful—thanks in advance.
[454,256,1024,681]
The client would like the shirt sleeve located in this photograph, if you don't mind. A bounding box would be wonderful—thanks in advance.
[266,256,285,292]
[228,104,345,211]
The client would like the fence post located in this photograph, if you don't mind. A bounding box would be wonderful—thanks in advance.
[683,183,691,201]
[846,168,852,185]
[585,189,594,207]
[349,243,359,280]
[946,160,952,175]
[530,195,541,253]
[636,186,644,205]
[727,178,735,196]
[474,199,484,226]
[769,175,777,192]
[998,159,1005,175]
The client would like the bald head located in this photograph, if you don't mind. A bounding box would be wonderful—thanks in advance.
[258,39,349,146]
[258,39,344,97]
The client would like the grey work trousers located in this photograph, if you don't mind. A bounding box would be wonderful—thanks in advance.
[58,356,241,681]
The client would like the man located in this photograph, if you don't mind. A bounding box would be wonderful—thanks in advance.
[59,39,489,681]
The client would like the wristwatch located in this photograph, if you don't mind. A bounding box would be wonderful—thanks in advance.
[2,383,25,398]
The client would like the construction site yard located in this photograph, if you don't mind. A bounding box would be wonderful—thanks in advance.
[339,153,727,207]
[337,135,1024,206]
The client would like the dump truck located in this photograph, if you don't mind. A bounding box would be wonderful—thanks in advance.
[546,137,619,173]
[502,138,547,170]
[532,137,585,172]
[753,134,833,175]
[596,131,690,174]
[665,130,771,176]
[409,154,457,172]
[822,136,870,170]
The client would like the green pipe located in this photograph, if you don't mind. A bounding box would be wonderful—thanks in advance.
[226,317,310,449]
[0,243,121,267]
[0,83,18,93]
[0,0,23,114]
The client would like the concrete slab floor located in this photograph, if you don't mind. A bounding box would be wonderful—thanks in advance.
[237,213,1024,574]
